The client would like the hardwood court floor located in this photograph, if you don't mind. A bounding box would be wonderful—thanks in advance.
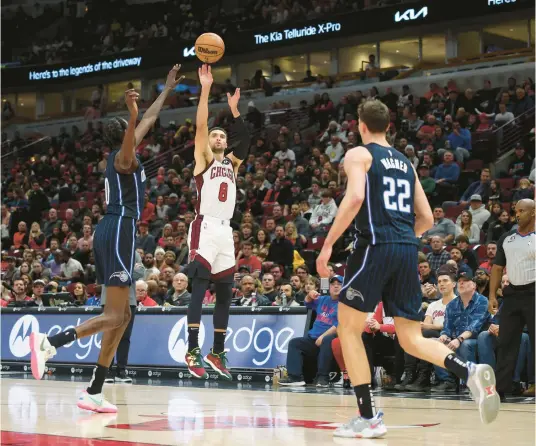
[1,375,534,445]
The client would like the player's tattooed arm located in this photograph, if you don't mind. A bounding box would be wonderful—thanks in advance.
[194,64,214,172]
[117,89,140,171]
[134,64,184,146]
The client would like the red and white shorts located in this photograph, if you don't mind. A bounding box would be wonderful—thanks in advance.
[188,215,235,279]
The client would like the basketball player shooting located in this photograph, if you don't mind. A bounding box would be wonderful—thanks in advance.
[316,100,499,438]
[185,64,249,380]
[29,65,185,413]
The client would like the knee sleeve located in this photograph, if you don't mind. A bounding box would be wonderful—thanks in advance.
[187,259,211,280]
[213,282,233,330]
[187,276,210,326]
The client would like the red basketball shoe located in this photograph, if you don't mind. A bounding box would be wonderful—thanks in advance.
[204,349,232,381]
[185,347,208,379]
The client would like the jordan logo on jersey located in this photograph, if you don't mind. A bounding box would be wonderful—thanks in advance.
[210,166,235,183]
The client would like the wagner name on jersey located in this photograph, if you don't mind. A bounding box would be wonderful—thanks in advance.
[354,143,418,247]
[195,157,237,221]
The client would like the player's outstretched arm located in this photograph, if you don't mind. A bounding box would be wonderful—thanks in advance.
[134,64,184,146]
[194,64,214,173]
[413,167,434,237]
[316,147,370,278]
[225,88,249,171]
[116,89,139,171]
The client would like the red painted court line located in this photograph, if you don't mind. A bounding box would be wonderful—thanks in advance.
[1,431,160,446]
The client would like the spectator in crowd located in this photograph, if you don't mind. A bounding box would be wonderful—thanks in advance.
[31,279,46,307]
[458,169,491,207]
[458,195,491,230]
[279,275,341,387]
[418,164,436,198]
[398,266,457,392]
[261,273,278,302]
[59,248,84,282]
[266,226,294,273]
[7,278,34,307]
[422,207,456,245]
[508,144,532,178]
[434,152,460,202]
[455,211,480,244]
[309,190,337,235]
[165,273,191,306]
[474,267,491,297]
[71,282,88,305]
[455,235,478,273]
[479,242,497,270]
[136,280,158,307]
[434,273,489,392]
[235,274,270,306]
[361,301,400,388]
[449,247,473,278]
[273,283,300,307]
[237,241,262,278]
[426,235,451,273]
[136,221,157,254]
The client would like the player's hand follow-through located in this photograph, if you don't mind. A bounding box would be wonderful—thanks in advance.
[125,89,139,117]
[198,64,213,88]
[165,64,185,90]
[227,88,240,112]
[316,245,332,279]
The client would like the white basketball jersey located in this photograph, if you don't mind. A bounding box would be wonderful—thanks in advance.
[195,157,237,220]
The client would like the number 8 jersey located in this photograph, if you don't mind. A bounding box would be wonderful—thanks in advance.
[195,157,237,221]
[353,143,419,247]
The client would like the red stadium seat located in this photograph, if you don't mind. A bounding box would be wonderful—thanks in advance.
[307,236,325,251]
[445,205,465,219]
[464,159,484,172]
[497,178,515,191]
[66,283,76,295]
[473,244,488,262]
[502,202,511,214]
[333,263,346,276]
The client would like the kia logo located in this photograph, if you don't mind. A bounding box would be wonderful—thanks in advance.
[183,46,195,58]
[394,6,428,22]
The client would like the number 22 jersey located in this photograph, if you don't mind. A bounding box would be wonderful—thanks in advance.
[195,157,237,221]
[353,143,418,247]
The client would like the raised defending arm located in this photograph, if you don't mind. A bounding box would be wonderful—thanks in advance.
[116,89,139,171]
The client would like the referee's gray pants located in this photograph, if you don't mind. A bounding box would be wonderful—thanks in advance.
[496,283,535,393]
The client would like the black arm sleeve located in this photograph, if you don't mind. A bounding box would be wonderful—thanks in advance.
[229,115,250,161]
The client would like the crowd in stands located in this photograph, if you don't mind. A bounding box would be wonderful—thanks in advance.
[2,0,399,65]
[1,73,534,395]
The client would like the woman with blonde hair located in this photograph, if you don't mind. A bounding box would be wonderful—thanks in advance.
[455,210,480,244]
[154,247,166,270]
[28,222,46,250]
[285,222,305,250]
[13,262,32,282]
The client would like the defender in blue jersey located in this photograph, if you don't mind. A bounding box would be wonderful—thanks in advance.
[317,100,499,438]
[30,65,185,413]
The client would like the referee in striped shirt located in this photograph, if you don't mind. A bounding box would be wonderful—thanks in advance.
[489,199,535,401]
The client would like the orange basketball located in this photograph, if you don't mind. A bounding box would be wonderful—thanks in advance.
[195,33,225,64]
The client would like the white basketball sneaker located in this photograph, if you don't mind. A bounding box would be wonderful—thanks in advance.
[77,391,118,413]
[334,411,387,439]
[29,333,57,380]
[466,362,500,424]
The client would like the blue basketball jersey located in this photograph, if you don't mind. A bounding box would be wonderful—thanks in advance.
[354,143,418,246]
[104,150,146,220]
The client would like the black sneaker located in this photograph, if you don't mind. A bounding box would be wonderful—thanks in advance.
[406,371,431,392]
[104,368,115,384]
[512,381,524,396]
[431,381,457,393]
[394,371,415,391]
[279,376,305,386]
[316,376,330,388]
[115,369,133,383]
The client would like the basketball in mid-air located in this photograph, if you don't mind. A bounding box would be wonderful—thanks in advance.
[195,33,225,64]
